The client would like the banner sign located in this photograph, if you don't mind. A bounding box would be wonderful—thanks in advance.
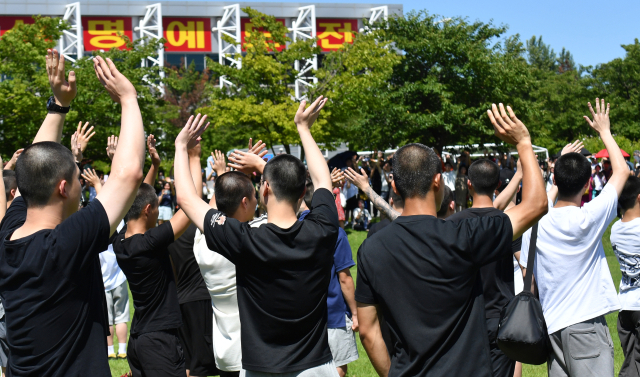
[163,17,211,52]
[316,18,357,51]
[0,16,35,36]
[82,17,133,51]
[241,18,286,52]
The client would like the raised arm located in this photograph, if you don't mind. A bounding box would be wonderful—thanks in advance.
[295,96,331,191]
[34,49,77,144]
[493,158,522,211]
[584,99,628,195]
[174,114,211,232]
[169,143,202,240]
[4,149,24,171]
[143,134,161,186]
[344,167,399,221]
[93,56,145,235]
[547,140,584,205]
[81,168,103,194]
[488,104,548,240]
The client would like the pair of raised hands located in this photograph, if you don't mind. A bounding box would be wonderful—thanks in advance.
[105,134,160,164]
[209,138,268,177]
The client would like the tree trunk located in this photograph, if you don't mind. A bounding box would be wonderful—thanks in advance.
[300,145,306,163]
[283,144,291,155]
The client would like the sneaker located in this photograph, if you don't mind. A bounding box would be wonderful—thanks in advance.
[117,353,127,359]
[108,353,117,359]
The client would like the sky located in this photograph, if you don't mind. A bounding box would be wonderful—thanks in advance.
[245,0,640,68]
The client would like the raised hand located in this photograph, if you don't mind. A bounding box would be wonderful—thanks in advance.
[211,150,227,176]
[331,167,345,188]
[76,121,95,153]
[71,132,83,163]
[294,96,328,131]
[228,150,266,175]
[147,134,161,165]
[81,168,101,188]
[4,148,24,171]
[247,138,268,158]
[175,114,209,149]
[93,56,137,104]
[487,103,531,146]
[106,135,118,161]
[561,140,585,156]
[344,167,371,192]
[583,98,610,134]
[46,49,76,107]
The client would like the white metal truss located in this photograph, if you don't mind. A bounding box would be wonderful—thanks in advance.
[361,5,388,33]
[212,4,241,89]
[135,3,164,93]
[290,5,317,100]
[59,2,82,62]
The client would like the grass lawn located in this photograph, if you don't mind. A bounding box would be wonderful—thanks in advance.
[108,221,626,377]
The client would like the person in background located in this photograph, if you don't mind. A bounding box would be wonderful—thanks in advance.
[593,165,606,198]
[611,176,640,377]
[368,152,384,217]
[442,162,457,205]
[455,165,469,212]
[380,160,392,202]
[158,178,175,224]
[352,199,372,231]
[625,156,635,172]
[436,185,455,219]
[343,167,401,231]
[581,173,594,206]
[603,159,613,181]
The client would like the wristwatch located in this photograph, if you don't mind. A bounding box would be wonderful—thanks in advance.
[46,96,70,114]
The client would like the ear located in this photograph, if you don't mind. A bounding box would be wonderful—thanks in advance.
[432,173,442,191]
[143,203,152,216]
[58,180,70,199]
[389,197,394,207]
[9,188,16,199]
[448,199,455,211]
[467,180,473,191]
[391,180,399,195]
[241,196,249,209]
[299,186,307,200]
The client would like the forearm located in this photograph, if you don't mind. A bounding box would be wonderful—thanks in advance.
[366,186,399,221]
[143,162,159,186]
[111,100,145,183]
[94,182,103,195]
[360,325,390,377]
[33,112,66,144]
[494,174,522,211]
[190,154,203,198]
[174,147,207,231]
[339,276,358,320]
[298,127,331,190]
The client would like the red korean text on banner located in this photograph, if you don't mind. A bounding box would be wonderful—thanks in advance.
[316,19,357,52]
[163,17,211,52]
[241,18,286,52]
[0,16,35,36]
[82,17,133,51]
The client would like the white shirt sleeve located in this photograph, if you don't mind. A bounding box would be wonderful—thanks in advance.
[583,183,618,236]
[519,228,532,269]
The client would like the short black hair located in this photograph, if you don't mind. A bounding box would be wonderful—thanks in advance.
[619,176,640,213]
[393,143,442,199]
[4,170,16,201]
[303,177,314,209]
[436,185,454,218]
[555,153,591,198]
[263,154,306,205]
[468,159,500,196]
[125,183,158,222]
[215,171,255,215]
[15,142,77,207]
[390,188,404,209]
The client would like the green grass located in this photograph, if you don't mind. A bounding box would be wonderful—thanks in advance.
[108,222,626,377]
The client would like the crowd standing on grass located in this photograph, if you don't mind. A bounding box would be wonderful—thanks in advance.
[0,48,637,377]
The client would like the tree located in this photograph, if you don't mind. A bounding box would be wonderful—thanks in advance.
[526,36,557,71]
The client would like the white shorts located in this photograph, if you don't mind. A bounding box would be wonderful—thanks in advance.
[158,206,174,221]
[106,280,130,325]
[241,360,338,377]
[328,315,359,367]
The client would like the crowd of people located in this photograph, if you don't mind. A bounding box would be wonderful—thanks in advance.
[0,48,636,377]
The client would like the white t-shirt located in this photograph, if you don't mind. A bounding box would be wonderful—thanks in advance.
[442,171,456,191]
[593,174,606,191]
[99,220,126,291]
[193,216,264,372]
[611,218,640,310]
[520,184,620,334]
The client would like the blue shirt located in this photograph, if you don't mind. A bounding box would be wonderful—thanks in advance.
[299,210,355,328]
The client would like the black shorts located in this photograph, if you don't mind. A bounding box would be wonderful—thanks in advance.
[345,196,359,212]
[128,329,186,377]
[178,300,219,376]
[486,317,516,377]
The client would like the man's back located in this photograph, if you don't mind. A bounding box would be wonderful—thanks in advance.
[0,197,111,376]
[520,184,620,334]
[355,214,513,377]
[202,188,339,373]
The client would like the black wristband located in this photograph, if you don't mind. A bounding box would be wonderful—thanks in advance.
[47,96,70,114]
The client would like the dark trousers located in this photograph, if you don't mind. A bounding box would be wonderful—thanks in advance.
[619,310,640,377]
[486,317,516,377]
[178,300,220,376]
[128,329,186,377]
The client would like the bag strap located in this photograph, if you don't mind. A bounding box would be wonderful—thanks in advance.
[523,223,538,293]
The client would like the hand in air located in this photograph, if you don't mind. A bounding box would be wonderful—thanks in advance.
[46,49,76,107]
[294,96,328,132]
[561,140,585,156]
[106,135,118,161]
[5,148,24,170]
[228,150,266,175]
[211,150,227,176]
[331,167,345,188]
[247,138,268,159]
[147,134,161,165]
[76,122,95,153]
[344,167,371,191]
[81,168,102,189]
[583,98,610,134]
[71,132,83,163]
[175,114,209,149]
[93,56,137,104]
[487,103,531,146]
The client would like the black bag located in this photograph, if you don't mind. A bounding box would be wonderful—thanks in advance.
[496,224,550,365]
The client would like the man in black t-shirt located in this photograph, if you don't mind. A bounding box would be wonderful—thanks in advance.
[113,130,205,377]
[447,159,522,377]
[0,53,146,376]
[173,97,340,376]
[355,104,548,377]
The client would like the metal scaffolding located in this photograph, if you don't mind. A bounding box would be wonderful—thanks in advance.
[59,2,82,62]
[213,4,241,89]
[290,5,317,100]
[136,3,164,72]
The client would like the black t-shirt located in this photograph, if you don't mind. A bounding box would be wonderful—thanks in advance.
[203,188,339,373]
[371,167,382,192]
[167,223,210,304]
[355,214,513,377]
[113,222,182,335]
[0,197,111,376]
[448,208,522,318]
[367,218,391,238]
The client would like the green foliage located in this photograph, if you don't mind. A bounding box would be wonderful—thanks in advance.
[526,36,557,71]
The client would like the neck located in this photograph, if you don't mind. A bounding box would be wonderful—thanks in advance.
[471,194,493,209]
[6,199,13,209]
[266,199,299,228]
[555,194,582,208]
[11,206,65,240]
[622,206,640,222]
[401,192,439,217]
[125,217,151,238]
